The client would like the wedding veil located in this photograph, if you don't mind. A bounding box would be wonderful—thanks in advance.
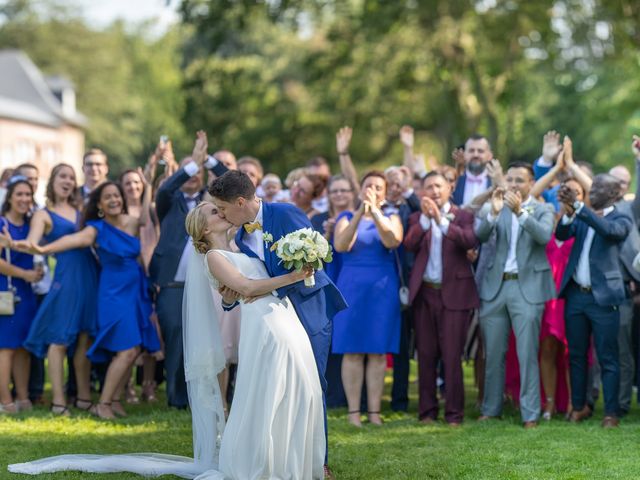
[8,244,227,479]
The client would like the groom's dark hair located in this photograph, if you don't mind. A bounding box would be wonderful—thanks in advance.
[208,170,256,201]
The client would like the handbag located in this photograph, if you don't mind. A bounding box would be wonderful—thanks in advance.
[393,249,411,309]
[0,247,16,315]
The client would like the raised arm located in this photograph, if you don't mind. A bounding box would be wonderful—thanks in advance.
[530,154,564,199]
[334,205,364,252]
[39,226,96,254]
[207,251,310,297]
[576,207,631,241]
[25,209,52,245]
[562,136,592,195]
[336,126,359,195]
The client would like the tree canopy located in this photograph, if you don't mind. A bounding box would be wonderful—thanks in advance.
[1,0,639,175]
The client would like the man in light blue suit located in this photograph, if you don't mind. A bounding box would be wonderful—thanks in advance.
[209,170,347,479]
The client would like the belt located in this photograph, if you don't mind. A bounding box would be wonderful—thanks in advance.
[423,281,442,290]
[163,282,185,289]
[503,273,519,281]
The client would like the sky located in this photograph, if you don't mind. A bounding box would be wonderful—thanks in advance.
[73,0,179,32]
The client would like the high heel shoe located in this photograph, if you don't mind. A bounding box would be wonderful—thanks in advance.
[111,400,128,418]
[0,402,18,414]
[542,397,555,421]
[347,410,362,427]
[50,403,71,417]
[367,411,383,426]
[125,383,140,405]
[90,402,115,420]
[141,380,157,403]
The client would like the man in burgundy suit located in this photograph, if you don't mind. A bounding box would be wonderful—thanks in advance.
[404,171,479,425]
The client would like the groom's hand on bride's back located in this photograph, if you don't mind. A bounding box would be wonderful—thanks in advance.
[219,285,241,303]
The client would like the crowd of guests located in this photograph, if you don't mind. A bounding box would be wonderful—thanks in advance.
[1,126,640,431]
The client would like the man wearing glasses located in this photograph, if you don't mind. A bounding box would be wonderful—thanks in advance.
[78,149,109,202]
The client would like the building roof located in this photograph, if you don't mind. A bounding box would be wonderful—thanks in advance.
[0,49,87,128]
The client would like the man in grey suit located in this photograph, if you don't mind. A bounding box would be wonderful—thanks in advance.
[149,132,228,408]
[476,162,555,428]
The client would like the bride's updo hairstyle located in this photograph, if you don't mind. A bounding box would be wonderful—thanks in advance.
[185,202,210,254]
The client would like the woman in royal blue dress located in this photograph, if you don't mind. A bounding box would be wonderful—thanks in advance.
[0,177,42,413]
[311,174,356,408]
[333,171,404,427]
[21,164,98,415]
[32,181,159,419]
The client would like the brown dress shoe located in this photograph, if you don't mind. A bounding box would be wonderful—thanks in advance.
[602,416,619,428]
[523,421,538,429]
[568,406,592,423]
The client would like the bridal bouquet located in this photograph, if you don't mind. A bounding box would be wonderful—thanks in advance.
[270,227,333,287]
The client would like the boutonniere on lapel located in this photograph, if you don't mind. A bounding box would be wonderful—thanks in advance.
[444,212,456,222]
[522,204,536,215]
[262,232,274,247]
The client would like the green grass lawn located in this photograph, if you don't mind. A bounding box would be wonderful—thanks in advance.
[2,363,640,479]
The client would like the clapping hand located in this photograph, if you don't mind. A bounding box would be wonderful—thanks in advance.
[490,187,505,216]
[191,130,208,166]
[485,158,504,187]
[336,126,352,154]
[557,184,578,215]
[420,196,441,224]
[451,148,465,173]
[363,187,378,215]
[504,190,522,215]
[322,217,336,238]
[542,130,562,164]
[562,135,574,169]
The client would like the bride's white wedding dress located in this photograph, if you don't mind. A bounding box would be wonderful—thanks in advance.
[8,247,325,480]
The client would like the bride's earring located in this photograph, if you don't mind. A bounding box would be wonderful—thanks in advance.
[98,208,105,218]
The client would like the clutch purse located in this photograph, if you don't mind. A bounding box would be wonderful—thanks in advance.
[0,247,16,316]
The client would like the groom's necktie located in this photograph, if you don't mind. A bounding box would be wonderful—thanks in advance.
[244,222,262,234]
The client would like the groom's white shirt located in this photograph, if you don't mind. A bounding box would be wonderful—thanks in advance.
[244,200,265,261]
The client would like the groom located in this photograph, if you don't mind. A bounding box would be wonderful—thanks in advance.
[209,170,347,478]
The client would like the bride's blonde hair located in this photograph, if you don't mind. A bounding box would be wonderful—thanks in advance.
[185,202,211,254]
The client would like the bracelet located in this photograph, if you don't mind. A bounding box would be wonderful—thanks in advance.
[338,151,349,156]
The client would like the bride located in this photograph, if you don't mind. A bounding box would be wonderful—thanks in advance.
[8,201,326,480]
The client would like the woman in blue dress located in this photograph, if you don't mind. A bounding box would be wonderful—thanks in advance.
[311,174,356,409]
[21,164,98,415]
[333,171,403,427]
[0,178,42,413]
[32,181,158,419]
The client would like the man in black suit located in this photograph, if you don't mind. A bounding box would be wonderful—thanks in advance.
[556,174,632,428]
[149,133,228,408]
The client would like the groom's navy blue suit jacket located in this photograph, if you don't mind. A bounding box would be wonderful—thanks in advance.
[234,201,348,336]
